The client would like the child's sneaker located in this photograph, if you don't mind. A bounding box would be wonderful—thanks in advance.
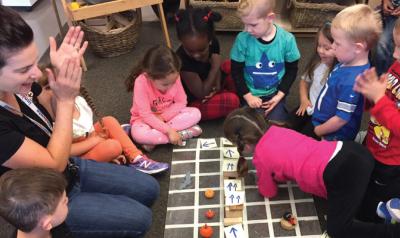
[377,201,393,223]
[129,154,169,174]
[121,123,131,135]
[320,231,331,238]
[386,198,400,223]
[179,125,202,140]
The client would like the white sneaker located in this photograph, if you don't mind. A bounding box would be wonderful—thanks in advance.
[179,125,202,140]
[320,231,331,238]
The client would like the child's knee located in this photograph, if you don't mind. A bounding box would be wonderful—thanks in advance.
[187,107,201,121]
[102,116,119,125]
[104,139,123,156]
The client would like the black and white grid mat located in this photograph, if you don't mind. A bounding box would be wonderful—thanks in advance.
[164,138,323,238]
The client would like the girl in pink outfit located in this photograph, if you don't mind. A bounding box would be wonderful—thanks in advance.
[223,107,400,238]
[126,45,202,151]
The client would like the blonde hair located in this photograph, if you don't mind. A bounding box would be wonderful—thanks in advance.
[332,4,382,50]
[237,0,275,18]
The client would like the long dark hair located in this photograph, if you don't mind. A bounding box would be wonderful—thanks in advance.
[175,7,222,41]
[223,107,269,155]
[125,45,181,92]
[303,22,336,84]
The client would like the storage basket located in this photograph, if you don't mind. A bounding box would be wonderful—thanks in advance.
[287,0,363,28]
[79,10,141,57]
[190,0,243,31]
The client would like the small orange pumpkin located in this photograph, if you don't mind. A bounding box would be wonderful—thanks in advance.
[199,224,214,238]
[204,209,215,219]
[204,189,215,199]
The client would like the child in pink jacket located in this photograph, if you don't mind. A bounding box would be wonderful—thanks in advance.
[126,45,202,151]
[223,107,400,238]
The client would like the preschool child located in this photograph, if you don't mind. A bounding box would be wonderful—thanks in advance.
[0,168,72,238]
[175,7,240,120]
[353,17,400,222]
[224,107,400,237]
[38,71,169,175]
[306,4,382,141]
[288,22,336,131]
[126,45,202,151]
[230,0,300,122]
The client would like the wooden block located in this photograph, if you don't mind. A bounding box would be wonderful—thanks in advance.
[225,206,242,218]
[223,147,240,159]
[223,179,242,195]
[223,171,238,179]
[225,191,245,206]
[227,204,244,211]
[224,224,245,238]
[224,217,243,226]
[222,159,238,172]
[222,137,233,146]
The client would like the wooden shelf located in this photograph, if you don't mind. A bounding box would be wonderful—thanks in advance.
[65,0,163,21]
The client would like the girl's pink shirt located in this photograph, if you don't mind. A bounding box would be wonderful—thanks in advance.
[129,73,188,133]
[253,126,338,199]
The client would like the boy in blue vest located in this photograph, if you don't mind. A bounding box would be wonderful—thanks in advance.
[306,4,382,141]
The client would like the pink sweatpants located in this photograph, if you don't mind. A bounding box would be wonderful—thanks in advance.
[130,107,201,145]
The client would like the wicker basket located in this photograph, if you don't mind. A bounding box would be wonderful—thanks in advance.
[79,10,141,58]
[190,0,243,31]
[287,0,364,28]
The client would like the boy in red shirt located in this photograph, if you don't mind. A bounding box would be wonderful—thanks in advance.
[353,17,400,222]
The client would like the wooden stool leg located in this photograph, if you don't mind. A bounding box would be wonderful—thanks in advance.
[157,3,171,48]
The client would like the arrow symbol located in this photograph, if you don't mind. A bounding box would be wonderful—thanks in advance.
[202,141,210,148]
[236,195,241,203]
[225,149,234,158]
[233,183,238,191]
[230,227,238,238]
[229,194,235,203]
[227,182,233,191]
[227,163,234,170]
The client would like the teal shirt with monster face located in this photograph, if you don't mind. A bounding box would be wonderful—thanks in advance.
[230,25,300,97]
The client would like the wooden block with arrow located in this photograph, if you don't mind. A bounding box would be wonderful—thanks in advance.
[224,224,245,238]
[222,158,239,178]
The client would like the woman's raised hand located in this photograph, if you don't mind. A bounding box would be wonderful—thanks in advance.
[46,57,81,103]
[49,26,88,72]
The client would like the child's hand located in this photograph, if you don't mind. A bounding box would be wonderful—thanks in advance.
[296,98,312,116]
[262,92,284,116]
[244,93,262,108]
[202,89,217,103]
[353,67,387,104]
[383,0,395,15]
[167,128,183,145]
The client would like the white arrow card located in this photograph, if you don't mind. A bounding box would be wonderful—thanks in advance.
[222,159,238,172]
[224,179,242,196]
[224,224,245,238]
[222,137,233,146]
[199,139,217,149]
[223,147,239,159]
[225,191,245,206]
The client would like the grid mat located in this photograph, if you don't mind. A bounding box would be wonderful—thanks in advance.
[164,138,323,238]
